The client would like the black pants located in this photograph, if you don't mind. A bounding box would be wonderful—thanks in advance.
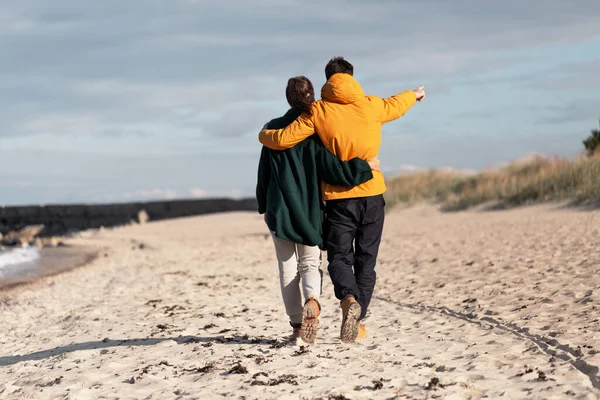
[324,195,385,320]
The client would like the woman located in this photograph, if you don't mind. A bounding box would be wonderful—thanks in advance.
[256,76,379,344]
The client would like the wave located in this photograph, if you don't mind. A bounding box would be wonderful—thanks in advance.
[0,247,41,279]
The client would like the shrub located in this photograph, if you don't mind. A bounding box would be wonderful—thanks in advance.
[583,129,600,156]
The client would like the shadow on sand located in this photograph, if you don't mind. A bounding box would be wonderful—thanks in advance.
[0,334,281,367]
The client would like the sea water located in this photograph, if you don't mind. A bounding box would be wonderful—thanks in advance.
[0,247,41,279]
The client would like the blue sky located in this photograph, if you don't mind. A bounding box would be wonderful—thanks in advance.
[1,0,599,205]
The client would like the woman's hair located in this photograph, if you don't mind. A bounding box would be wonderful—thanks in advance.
[286,76,315,116]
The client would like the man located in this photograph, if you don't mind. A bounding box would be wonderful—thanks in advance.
[259,57,425,343]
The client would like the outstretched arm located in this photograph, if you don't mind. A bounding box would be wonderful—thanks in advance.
[259,114,315,150]
[255,147,270,214]
[313,140,376,187]
[379,90,418,123]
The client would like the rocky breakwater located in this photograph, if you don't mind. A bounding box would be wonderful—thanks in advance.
[0,197,258,238]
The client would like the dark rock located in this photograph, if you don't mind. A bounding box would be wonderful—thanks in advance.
[425,377,444,390]
[228,363,248,374]
[536,371,547,381]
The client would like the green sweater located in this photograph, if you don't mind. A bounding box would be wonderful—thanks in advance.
[256,109,374,248]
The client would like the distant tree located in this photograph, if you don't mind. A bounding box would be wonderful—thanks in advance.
[583,119,600,156]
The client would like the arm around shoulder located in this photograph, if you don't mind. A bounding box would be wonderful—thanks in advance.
[258,114,315,150]
[315,144,374,187]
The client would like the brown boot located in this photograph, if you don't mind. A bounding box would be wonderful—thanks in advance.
[356,323,367,340]
[340,296,362,343]
[288,324,302,344]
[300,298,321,344]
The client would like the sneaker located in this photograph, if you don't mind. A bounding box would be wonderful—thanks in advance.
[300,298,321,344]
[340,296,362,343]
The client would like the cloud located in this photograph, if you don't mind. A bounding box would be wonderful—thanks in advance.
[1,0,599,140]
[533,60,600,91]
[461,58,600,92]
[1,0,599,204]
[188,188,207,198]
[537,100,600,125]
[0,146,259,204]
[133,189,179,200]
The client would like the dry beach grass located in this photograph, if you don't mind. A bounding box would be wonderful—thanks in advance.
[1,205,599,399]
[385,154,600,211]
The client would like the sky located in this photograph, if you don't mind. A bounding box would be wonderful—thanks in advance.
[0,0,599,205]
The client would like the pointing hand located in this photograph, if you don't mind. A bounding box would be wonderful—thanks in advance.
[413,86,425,102]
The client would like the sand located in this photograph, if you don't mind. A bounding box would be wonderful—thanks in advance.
[0,205,599,399]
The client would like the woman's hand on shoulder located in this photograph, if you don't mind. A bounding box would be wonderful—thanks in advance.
[367,156,380,171]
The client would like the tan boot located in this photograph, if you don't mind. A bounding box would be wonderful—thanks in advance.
[356,323,367,340]
[300,298,321,344]
[288,325,301,344]
[340,296,362,343]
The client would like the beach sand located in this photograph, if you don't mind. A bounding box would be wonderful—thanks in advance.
[0,205,599,399]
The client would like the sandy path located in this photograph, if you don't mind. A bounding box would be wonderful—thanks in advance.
[0,205,599,399]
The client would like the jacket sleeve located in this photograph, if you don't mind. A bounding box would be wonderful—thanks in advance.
[313,142,374,187]
[259,114,315,150]
[255,146,270,214]
[378,90,417,124]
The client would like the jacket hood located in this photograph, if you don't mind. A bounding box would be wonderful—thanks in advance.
[321,73,365,104]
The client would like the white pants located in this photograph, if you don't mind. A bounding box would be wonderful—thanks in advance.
[271,234,322,325]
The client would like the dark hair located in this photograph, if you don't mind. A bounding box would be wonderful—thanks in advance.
[325,56,354,80]
[286,76,315,116]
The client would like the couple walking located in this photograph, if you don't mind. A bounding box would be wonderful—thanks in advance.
[256,57,425,344]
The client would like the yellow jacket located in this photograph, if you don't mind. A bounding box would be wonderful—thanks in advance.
[259,73,417,200]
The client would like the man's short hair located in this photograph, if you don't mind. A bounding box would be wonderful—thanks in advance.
[325,57,354,80]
